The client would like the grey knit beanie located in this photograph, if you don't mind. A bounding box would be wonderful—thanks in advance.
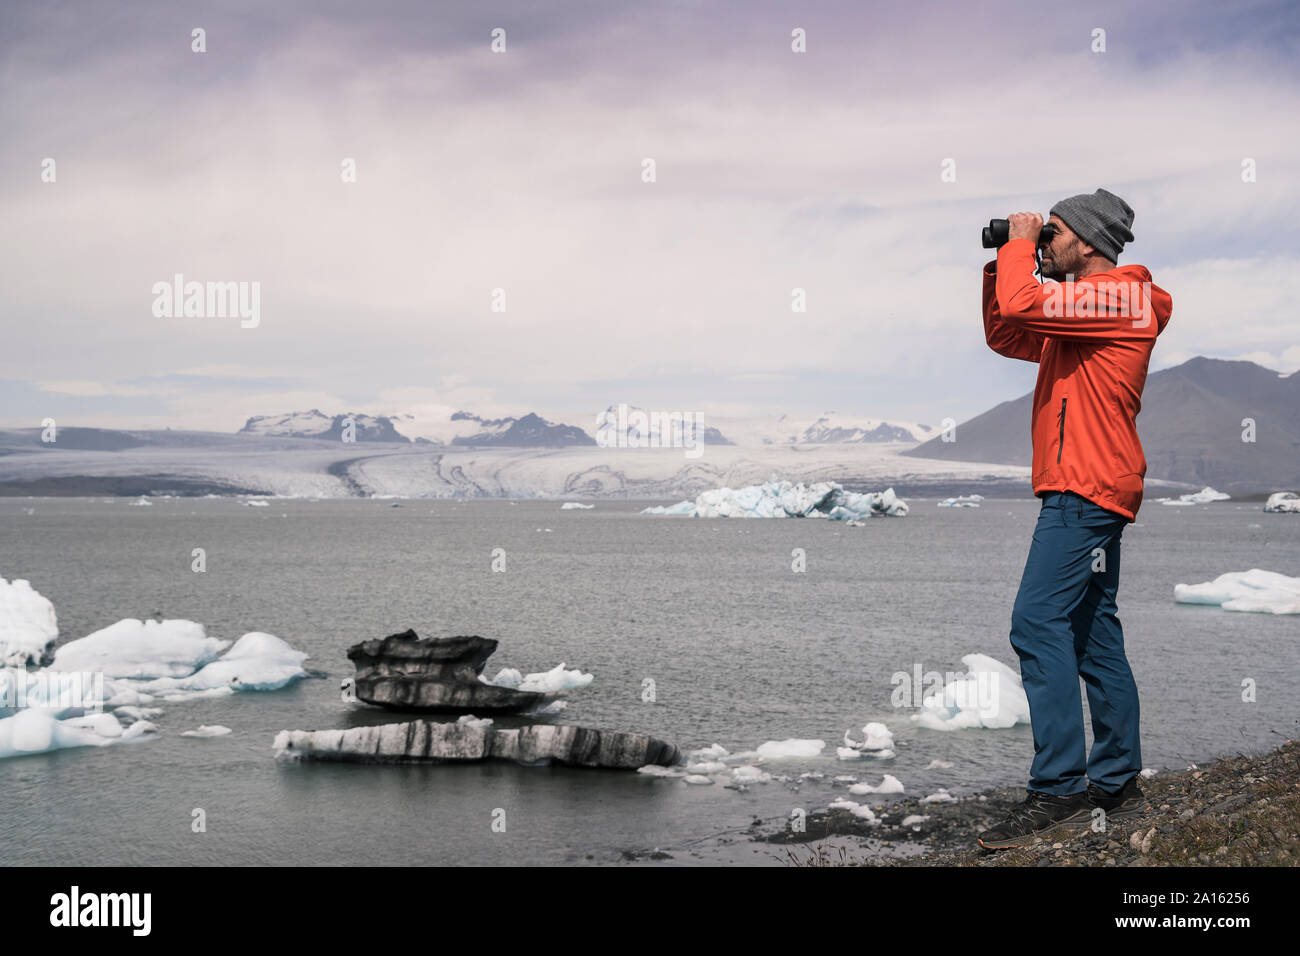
[1049,188,1135,262]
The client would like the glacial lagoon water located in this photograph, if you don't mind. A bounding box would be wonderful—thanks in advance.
[1,496,1296,865]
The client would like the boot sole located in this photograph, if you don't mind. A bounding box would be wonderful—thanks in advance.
[977,808,1093,850]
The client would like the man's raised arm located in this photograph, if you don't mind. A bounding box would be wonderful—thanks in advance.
[983,259,1045,363]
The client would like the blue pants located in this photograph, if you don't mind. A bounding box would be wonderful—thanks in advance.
[1009,491,1142,795]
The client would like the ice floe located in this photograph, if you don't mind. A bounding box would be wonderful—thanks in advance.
[51,619,227,679]
[0,709,128,759]
[755,738,825,759]
[1174,569,1300,615]
[912,654,1030,730]
[1264,492,1300,514]
[559,502,594,510]
[937,495,983,508]
[181,725,232,737]
[641,476,908,519]
[0,577,58,667]
[848,774,904,795]
[482,663,594,693]
[1159,486,1230,506]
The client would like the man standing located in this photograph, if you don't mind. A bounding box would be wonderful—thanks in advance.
[977,188,1174,850]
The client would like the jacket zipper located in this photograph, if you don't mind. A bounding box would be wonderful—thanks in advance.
[1057,397,1067,464]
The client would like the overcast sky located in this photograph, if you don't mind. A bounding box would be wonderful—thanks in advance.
[1,0,1296,433]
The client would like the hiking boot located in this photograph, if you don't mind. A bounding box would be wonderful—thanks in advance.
[978,788,1092,850]
[1087,775,1151,823]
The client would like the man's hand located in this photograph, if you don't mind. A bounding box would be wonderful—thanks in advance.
[1007,212,1043,243]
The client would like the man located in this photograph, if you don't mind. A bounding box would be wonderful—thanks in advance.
[977,188,1174,850]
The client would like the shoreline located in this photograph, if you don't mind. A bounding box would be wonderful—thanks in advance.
[758,737,1298,866]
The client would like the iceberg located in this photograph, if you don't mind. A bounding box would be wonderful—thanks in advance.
[937,495,983,508]
[912,654,1030,730]
[641,476,908,519]
[0,578,58,667]
[1159,486,1230,506]
[1264,492,1300,514]
[0,708,127,759]
[51,619,228,679]
[1174,569,1300,615]
[559,502,594,510]
[131,631,309,693]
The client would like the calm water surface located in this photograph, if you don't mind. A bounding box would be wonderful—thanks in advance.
[1,497,1296,865]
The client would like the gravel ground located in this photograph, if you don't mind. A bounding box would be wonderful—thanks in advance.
[764,738,1299,867]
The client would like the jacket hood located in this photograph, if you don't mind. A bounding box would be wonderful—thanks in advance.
[1107,264,1173,334]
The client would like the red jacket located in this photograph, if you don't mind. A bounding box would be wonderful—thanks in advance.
[983,238,1173,521]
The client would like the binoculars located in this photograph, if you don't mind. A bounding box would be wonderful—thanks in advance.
[982,218,1057,249]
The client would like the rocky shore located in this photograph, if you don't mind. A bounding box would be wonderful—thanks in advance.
[766,738,1298,866]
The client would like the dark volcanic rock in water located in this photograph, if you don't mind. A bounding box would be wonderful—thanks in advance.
[273,720,681,770]
[346,630,558,714]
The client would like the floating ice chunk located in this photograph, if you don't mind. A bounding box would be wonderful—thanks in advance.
[121,719,157,740]
[637,764,686,777]
[457,714,494,729]
[0,578,58,667]
[755,738,825,759]
[912,654,1030,730]
[51,619,228,679]
[689,743,730,762]
[848,774,904,795]
[731,765,772,784]
[484,667,522,689]
[243,500,270,507]
[482,663,593,693]
[1159,486,1230,505]
[1140,767,1158,778]
[181,724,232,737]
[901,814,930,826]
[937,495,983,508]
[925,759,955,770]
[641,500,695,515]
[129,497,152,506]
[1174,569,1300,615]
[147,631,309,691]
[836,746,863,760]
[1264,492,1300,513]
[843,722,894,752]
[642,477,907,520]
[0,708,125,759]
[560,502,594,510]
[683,774,714,785]
[827,798,879,823]
[920,788,957,804]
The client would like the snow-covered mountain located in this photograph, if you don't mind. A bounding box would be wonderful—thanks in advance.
[241,409,597,447]
[706,412,934,446]
[238,406,934,448]
[239,410,405,443]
